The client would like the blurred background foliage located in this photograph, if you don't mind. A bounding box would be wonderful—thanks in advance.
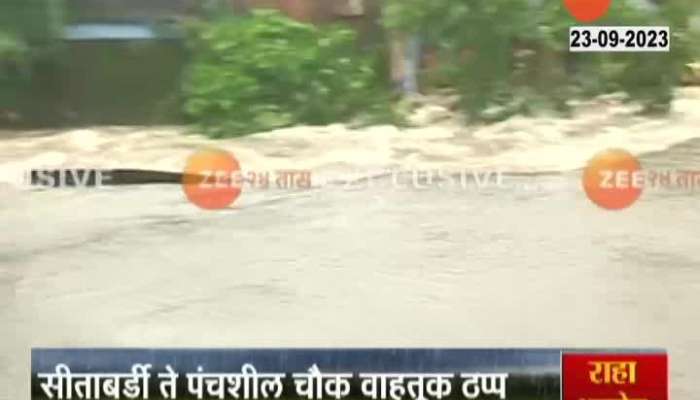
[0,0,64,46]
[1,0,698,132]
[182,9,396,137]
[0,0,64,123]
[385,0,697,121]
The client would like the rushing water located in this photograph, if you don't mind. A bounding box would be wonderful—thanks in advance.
[1,90,699,400]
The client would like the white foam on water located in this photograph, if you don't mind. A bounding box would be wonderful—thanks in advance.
[0,88,699,181]
[1,90,700,400]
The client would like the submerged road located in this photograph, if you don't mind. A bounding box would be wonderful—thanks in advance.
[2,95,700,399]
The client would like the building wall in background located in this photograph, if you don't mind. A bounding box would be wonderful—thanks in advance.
[69,0,199,22]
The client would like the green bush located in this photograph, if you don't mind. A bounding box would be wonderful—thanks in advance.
[384,0,696,120]
[565,0,694,113]
[0,0,60,44]
[183,10,395,138]
[0,0,64,123]
[0,31,29,117]
[0,31,28,71]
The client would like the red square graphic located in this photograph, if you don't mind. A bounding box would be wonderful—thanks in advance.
[562,353,668,400]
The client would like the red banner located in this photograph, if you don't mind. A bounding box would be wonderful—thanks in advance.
[562,353,668,400]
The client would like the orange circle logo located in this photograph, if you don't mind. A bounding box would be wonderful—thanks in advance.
[182,148,242,210]
[583,149,643,210]
[563,0,612,23]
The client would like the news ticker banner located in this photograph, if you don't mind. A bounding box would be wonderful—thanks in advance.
[31,349,667,400]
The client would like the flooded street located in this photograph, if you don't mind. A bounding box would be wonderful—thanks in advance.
[1,90,699,400]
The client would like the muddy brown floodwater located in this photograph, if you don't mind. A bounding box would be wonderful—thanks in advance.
[1,89,699,400]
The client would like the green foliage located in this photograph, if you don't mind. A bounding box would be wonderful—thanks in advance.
[569,0,694,113]
[183,10,395,137]
[0,31,29,115]
[0,0,63,49]
[384,0,696,120]
[0,31,28,69]
[0,0,64,120]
